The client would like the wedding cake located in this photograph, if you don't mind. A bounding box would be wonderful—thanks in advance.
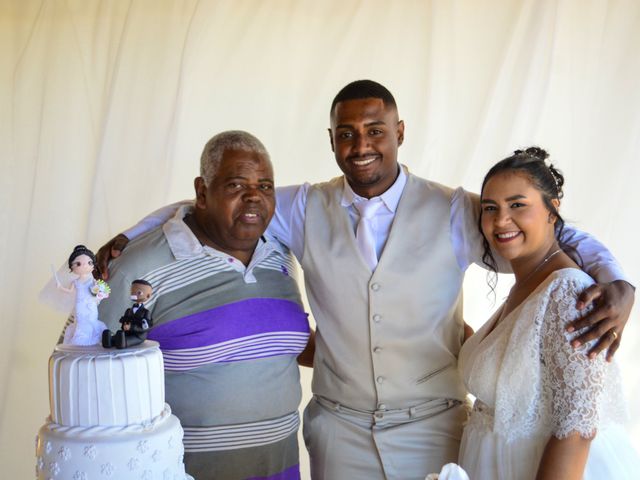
[35,341,192,479]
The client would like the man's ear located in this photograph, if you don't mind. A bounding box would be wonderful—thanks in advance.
[194,177,207,209]
[328,128,335,152]
[397,120,405,146]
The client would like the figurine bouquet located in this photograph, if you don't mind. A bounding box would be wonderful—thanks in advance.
[90,279,111,302]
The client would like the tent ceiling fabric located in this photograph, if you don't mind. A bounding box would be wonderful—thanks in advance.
[2,1,639,477]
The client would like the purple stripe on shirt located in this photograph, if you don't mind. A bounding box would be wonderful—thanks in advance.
[246,464,300,480]
[148,298,308,350]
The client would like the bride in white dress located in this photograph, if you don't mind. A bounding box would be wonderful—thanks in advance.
[458,148,638,479]
[58,245,108,345]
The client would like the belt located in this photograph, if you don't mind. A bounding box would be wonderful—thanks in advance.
[314,395,462,426]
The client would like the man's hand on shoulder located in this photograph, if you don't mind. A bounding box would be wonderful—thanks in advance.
[567,280,635,362]
[97,234,130,280]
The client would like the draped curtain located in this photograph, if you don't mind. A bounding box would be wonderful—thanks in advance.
[2,1,639,477]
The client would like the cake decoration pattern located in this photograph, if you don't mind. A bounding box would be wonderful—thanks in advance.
[36,342,193,479]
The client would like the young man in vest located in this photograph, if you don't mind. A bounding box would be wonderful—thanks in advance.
[97,81,634,479]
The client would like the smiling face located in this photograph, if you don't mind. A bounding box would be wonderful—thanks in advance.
[193,148,275,262]
[329,97,404,198]
[480,171,559,264]
[69,254,94,276]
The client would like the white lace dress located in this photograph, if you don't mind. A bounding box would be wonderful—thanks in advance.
[458,268,638,480]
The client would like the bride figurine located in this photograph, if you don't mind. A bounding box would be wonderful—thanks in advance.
[56,245,110,346]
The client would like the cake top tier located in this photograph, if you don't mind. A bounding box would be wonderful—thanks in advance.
[49,340,166,427]
[53,339,160,356]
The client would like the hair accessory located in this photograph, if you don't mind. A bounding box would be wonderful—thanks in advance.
[513,147,563,196]
[513,146,549,161]
[547,163,564,195]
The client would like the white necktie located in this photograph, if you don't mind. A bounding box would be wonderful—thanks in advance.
[354,198,383,271]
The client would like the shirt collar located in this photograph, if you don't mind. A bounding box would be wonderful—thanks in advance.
[162,204,273,262]
[340,163,408,212]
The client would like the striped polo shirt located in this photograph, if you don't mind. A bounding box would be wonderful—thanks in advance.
[98,205,309,464]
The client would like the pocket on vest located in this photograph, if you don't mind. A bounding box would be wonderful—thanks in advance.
[415,362,453,384]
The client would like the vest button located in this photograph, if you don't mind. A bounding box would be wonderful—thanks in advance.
[373,346,382,353]
[373,314,382,323]
[378,403,387,410]
[376,376,385,384]
[371,283,381,291]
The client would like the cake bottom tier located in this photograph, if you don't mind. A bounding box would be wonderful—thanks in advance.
[36,405,193,480]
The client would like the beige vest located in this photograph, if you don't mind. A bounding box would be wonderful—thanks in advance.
[301,173,467,411]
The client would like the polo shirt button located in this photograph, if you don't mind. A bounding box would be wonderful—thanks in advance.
[377,376,385,384]
[373,314,382,323]
[373,346,382,353]
[371,283,380,291]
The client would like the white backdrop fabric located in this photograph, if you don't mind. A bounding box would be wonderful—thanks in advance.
[2,1,639,477]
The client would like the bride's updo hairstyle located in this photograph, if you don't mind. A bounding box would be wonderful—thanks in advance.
[478,147,580,288]
[68,245,97,271]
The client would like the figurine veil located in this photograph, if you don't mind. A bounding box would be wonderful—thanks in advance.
[39,245,110,345]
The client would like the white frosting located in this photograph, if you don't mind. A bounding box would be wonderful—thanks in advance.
[49,341,165,426]
[38,341,193,479]
[36,405,192,479]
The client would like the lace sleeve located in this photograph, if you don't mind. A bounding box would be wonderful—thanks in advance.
[539,275,607,439]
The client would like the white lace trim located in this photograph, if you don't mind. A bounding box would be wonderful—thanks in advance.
[467,269,627,443]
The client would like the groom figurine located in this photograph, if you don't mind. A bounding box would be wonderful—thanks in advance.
[102,279,153,349]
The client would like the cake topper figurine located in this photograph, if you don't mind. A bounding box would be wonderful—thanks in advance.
[102,280,153,349]
[55,245,110,345]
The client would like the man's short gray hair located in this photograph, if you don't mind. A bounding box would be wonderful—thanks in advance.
[200,130,270,185]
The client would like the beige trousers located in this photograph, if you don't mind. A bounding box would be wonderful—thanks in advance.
[303,396,467,480]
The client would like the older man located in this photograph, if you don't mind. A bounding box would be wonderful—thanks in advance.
[98,131,311,480]
[99,81,633,479]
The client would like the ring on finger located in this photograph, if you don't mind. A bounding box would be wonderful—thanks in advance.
[610,330,618,340]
